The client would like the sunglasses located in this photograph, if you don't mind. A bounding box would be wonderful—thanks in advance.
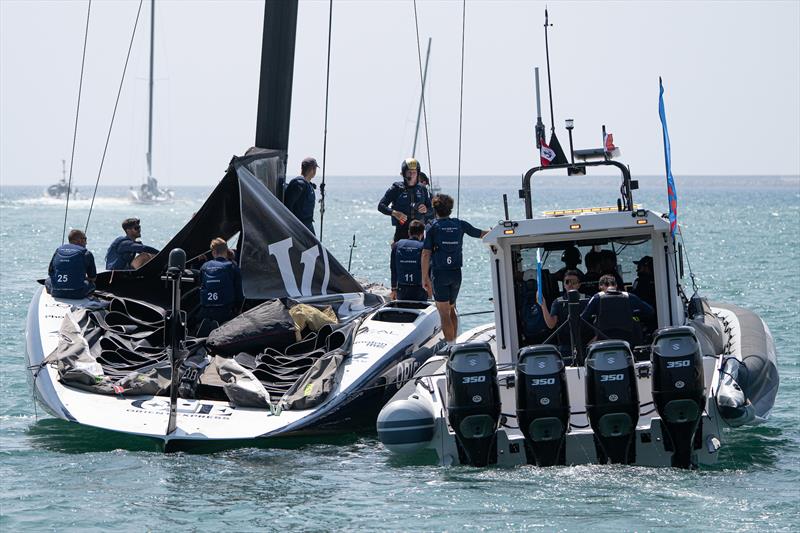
[564,279,580,285]
[132,225,141,230]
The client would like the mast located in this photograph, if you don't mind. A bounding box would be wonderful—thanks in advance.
[146,0,155,187]
[412,37,431,158]
[255,0,298,166]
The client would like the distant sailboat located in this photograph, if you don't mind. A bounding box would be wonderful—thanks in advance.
[129,0,174,204]
[45,159,77,199]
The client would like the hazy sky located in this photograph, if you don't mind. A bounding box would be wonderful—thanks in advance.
[1,0,798,187]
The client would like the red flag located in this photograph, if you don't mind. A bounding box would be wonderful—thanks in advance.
[604,132,616,153]
[540,139,556,167]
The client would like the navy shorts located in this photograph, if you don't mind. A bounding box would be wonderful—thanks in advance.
[431,269,461,304]
[397,285,428,301]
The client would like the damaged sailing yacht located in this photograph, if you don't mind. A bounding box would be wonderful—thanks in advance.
[25,1,442,449]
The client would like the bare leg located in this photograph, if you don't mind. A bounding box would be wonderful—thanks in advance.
[450,305,459,341]
[435,301,456,342]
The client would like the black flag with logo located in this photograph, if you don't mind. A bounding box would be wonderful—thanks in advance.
[548,131,569,165]
[97,149,363,304]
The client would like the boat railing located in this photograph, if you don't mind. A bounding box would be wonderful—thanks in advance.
[519,159,637,219]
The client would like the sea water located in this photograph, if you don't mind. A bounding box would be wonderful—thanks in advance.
[1,175,798,531]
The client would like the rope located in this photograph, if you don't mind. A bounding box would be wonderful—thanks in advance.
[318,0,333,243]
[412,0,433,188]
[62,0,92,245]
[677,225,699,294]
[85,0,144,234]
[455,0,466,217]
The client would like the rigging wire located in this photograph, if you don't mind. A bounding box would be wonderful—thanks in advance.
[412,0,433,187]
[455,0,466,217]
[61,0,92,245]
[85,0,144,234]
[318,0,334,243]
[678,225,700,294]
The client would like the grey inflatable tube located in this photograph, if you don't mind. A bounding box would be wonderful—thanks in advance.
[712,301,779,420]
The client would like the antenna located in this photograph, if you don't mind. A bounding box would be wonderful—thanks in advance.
[534,67,545,148]
[544,8,556,133]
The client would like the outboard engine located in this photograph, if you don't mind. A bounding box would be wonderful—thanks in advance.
[585,340,639,464]
[651,326,705,468]
[516,345,569,466]
[446,342,500,467]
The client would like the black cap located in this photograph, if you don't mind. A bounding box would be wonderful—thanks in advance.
[634,256,653,266]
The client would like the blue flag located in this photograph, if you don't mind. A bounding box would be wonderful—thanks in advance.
[658,77,678,236]
[536,249,543,305]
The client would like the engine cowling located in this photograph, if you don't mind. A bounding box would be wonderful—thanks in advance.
[651,326,705,468]
[516,345,569,466]
[446,342,500,467]
[585,340,639,464]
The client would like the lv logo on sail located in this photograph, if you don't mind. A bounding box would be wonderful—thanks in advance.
[268,237,330,297]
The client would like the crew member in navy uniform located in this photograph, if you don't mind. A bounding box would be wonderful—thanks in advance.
[583,246,603,296]
[581,274,655,346]
[377,158,432,243]
[390,220,428,301]
[283,156,319,235]
[631,256,656,308]
[105,217,159,270]
[541,270,584,356]
[552,245,585,286]
[46,229,97,299]
[630,255,657,333]
[520,269,550,345]
[599,249,625,289]
[197,238,244,325]
[421,194,488,343]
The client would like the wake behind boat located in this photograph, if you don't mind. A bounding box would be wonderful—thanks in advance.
[27,150,442,449]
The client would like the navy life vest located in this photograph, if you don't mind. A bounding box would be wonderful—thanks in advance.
[200,258,236,308]
[388,182,430,227]
[105,235,134,270]
[521,290,547,338]
[595,290,641,346]
[50,244,88,297]
[285,176,316,224]
[430,218,463,270]
[395,238,423,287]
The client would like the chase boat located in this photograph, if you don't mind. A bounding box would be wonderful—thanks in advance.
[378,147,779,469]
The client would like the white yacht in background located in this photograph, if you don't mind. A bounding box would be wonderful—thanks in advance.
[129,0,173,205]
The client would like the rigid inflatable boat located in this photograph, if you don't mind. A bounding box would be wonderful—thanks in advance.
[378,150,778,470]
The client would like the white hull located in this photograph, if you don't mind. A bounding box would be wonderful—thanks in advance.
[26,287,442,446]
[128,188,175,205]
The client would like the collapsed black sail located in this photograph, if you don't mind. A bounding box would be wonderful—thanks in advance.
[97,149,362,303]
